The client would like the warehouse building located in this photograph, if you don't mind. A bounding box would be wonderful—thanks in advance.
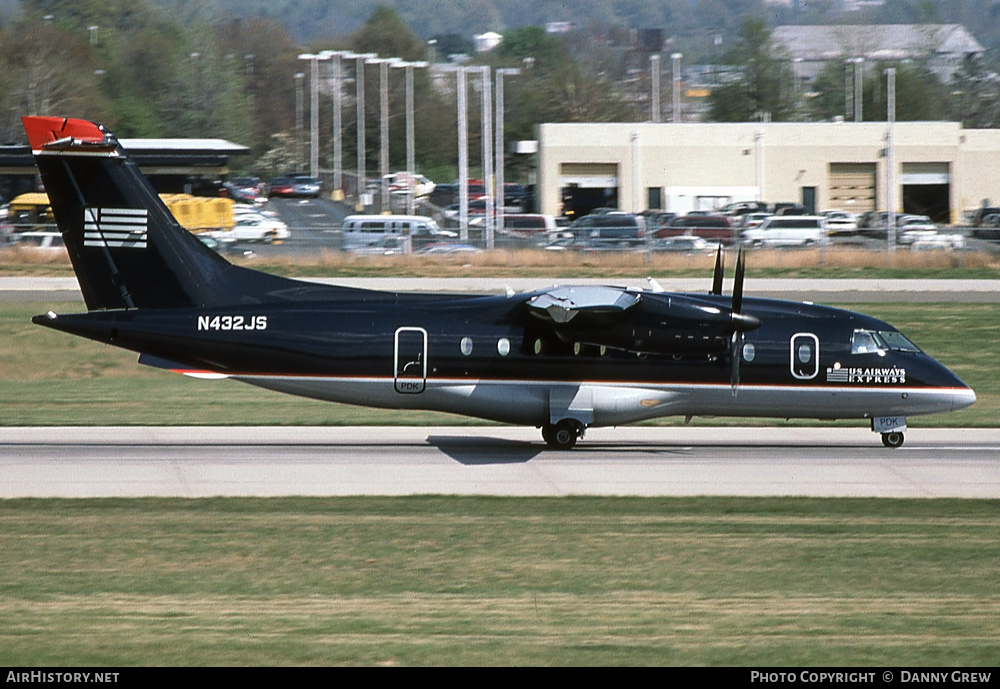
[536,121,1000,224]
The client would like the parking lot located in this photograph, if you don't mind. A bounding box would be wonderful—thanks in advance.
[228,198,1000,258]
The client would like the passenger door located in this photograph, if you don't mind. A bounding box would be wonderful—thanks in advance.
[394,327,427,393]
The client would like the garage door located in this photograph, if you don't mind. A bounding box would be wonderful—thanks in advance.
[559,163,619,188]
[828,163,876,212]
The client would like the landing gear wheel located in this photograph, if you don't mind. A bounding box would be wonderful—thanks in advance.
[881,432,904,448]
[542,420,581,450]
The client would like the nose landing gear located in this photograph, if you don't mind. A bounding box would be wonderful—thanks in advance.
[881,431,905,448]
[873,417,906,449]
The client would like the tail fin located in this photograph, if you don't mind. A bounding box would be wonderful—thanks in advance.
[23,116,283,311]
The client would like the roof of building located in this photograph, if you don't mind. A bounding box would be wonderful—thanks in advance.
[773,24,983,62]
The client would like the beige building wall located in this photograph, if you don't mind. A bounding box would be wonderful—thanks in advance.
[537,122,1000,223]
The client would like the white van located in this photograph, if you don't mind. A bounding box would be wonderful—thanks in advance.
[742,216,828,247]
[341,214,454,253]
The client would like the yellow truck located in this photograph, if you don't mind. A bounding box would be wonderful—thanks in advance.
[8,192,235,234]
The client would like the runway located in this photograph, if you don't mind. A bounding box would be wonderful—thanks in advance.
[3,426,998,498]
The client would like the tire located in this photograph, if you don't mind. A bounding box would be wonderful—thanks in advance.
[542,419,581,450]
[881,432,904,448]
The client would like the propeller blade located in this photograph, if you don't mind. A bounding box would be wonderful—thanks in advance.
[711,244,725,296]
[732,248,745,315]
[730,331,742,396]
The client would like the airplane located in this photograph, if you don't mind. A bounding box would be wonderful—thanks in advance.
[22,116,975,449]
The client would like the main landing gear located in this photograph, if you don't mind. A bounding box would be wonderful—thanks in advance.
[881,432,905,448]
[541,419,585,450]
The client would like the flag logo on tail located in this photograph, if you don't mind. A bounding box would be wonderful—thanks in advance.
[83,207,148,249]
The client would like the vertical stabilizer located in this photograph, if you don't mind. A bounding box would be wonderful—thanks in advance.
[23,116,267,311]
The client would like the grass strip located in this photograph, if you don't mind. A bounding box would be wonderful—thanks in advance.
[0,496,997,666]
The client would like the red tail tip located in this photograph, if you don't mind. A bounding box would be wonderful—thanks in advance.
[22,116,105,151]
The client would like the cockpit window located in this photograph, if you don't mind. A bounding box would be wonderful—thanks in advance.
[851,329,921,354]
[851,330,882,354]
[878,330,920,352]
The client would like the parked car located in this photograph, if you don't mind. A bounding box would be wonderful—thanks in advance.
[717,201,769,216]
[269,175,321,198]
[267,177,294,197]
[640,210,678,234]
[743,216,829,247]
[652,235,715,253]
[443,199,488,220]
[657,214,737,244]
[896,215,937,242]
[224,177,266,205]
[910,233,966,251]
[289,175,322,198]
[348,235,409,256]
[203,212,290,244]
[819,210,858,236]
[567,212,645,247]
[383,172,436,198]
[416,242,482,255]
[495,213,558,237]
[971,206,1000,227]
[740,212,773,230]
[342,214,455,253]
[971,212,1000,240]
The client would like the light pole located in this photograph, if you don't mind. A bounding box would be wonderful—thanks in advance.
[391,60,429,215]
[853,57,864,122]
[885,67,896,256]
[298,52,333,180]
[366,57,396,212]
[435,65,473,240]
[495,67,520,238]
[320,50,353,199]
[650,54,661,123]
[350,53,376,209]
[457,67,469,240]
[478,65,494,249]
[671,52,683,123]
[294,71,305,171]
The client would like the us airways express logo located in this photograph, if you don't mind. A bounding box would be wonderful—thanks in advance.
[827,363,906,384]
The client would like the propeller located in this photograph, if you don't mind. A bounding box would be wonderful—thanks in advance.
[727,248,760,396]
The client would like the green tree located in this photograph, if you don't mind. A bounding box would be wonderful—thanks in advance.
[707,17,797,122]
[0,16,112,142]
[217,18,300,155]
[948,54,1000,129]
[806,59,949,123]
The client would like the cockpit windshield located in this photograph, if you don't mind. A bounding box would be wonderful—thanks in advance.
[851,329,921,354]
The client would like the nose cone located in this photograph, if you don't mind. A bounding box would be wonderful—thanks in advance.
[951,385,976,413]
